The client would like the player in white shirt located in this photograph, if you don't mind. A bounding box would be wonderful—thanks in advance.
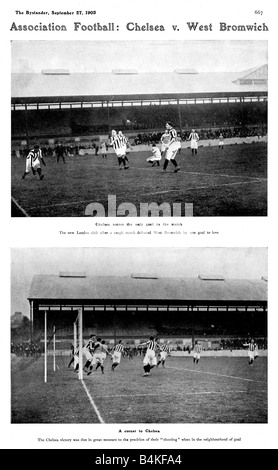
[147,143,162,166]
[192,341,202,364]
[21,144,46,180]
[100,141,107,158]
[87,338,112,375]
[160,131,170,157]
[187,129,199,155]
[219,133,224,149]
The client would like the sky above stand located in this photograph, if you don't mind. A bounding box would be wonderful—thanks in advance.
[11,40,267,74]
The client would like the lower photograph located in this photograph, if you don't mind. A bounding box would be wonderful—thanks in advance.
[10,247,267,424]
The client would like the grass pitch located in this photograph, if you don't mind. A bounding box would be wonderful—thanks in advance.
[11,142,267,217]
[11,354,267,424]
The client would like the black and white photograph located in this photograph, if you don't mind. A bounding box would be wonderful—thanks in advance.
[3,0,277,453]
[11,247,267,424]
[11,40,267,217]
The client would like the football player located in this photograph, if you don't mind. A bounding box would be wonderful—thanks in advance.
[21,144,46,180]
[162,122,181,173]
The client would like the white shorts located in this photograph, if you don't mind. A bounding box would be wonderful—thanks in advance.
[114,146,126,157]
[143,349,157,367]
[219,140,224,146]
[112,351,122,364]
[190,140,198,149]
[83,348,93,361]
[25,159,41,173]
[147,155,161,162]
[193,352,201,360]
[248,351,255,361]
[165,142,180,161]
[160,351,167,361]
[93,352,104,365]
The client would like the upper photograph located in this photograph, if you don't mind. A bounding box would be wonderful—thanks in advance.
[11,40,267,217]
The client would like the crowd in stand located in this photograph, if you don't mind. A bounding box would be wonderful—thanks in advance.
[11,124,267,157]
[11,341,42,356]
[133,125,267,145]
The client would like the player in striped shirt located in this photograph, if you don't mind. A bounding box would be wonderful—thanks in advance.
[21,144,46,180]
[111,340,125,371]
[157,341,171,368]
[187,129,199,156]
[138,336,160,377]
[192,341,202,365]
[109,130,129,170]
[118,130,132,163]
[243,339,259,366]
[162,122,181,173]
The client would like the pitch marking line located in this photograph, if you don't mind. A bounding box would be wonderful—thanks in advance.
[27,180,265,211]
[95,389,267,399]
[81,379,105,424]
[168,366,267,384]
[11,196,30,217]
[86,163,267,182]
[143,180,264,197]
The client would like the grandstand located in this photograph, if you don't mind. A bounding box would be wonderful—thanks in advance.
[27,272,267,351]
[11,64,267,148]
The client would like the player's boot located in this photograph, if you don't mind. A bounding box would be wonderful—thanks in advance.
[174,166,180,173]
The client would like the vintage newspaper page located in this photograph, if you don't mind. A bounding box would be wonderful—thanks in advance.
[1,0,277,453]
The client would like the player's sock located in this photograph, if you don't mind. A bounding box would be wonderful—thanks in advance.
[157,360,161,367]
[101,366,104,374]
[21,171,28,179]
[68,358,74,368]
[163,160,169,171]
[171,159,178,167]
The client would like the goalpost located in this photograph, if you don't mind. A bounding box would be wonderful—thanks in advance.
[43,307,84,382]
[43,311,57,383]
[74,308,83,380]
